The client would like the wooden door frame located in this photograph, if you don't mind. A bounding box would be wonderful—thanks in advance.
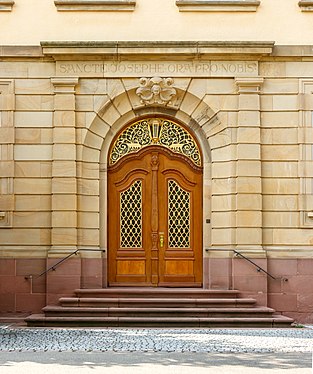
[99,115,212,288]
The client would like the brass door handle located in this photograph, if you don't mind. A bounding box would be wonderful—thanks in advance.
[159,232,164,248]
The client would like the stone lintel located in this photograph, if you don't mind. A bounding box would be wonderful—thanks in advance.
[0,46,43,58]
[0,0,14,11]
[235,77,264,94]
[54,0,136,11]
[41,41,274,59]
[176,0,260,12]
[299,0,313,11]
[6,44,313,59]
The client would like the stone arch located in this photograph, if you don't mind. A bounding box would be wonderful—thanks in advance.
[78,82,231,287]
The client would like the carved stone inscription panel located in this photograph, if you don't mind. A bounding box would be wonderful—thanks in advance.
[56,60,258,77]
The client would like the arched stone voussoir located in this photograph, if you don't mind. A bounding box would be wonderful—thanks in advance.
[84,114,111,142]
[190,99,217,128]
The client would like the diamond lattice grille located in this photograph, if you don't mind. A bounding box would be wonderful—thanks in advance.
[120,180,142,248]
[168,180,190,248]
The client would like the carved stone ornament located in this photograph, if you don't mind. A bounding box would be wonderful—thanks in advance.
[136,77,177,105]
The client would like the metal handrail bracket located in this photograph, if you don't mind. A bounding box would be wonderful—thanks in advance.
[24,248,105,281]
[205,248,288,281]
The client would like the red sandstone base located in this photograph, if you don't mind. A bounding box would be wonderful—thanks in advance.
[0,256,312,323]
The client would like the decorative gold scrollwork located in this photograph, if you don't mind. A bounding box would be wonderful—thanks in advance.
[110,118,201,167]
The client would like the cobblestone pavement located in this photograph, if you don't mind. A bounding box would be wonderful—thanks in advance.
[1,326,313,353]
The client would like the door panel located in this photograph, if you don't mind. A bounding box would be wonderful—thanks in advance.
[157,152,202,286]
[108,146,202,287]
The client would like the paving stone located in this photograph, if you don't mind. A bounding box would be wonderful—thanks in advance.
[0,327,313,353]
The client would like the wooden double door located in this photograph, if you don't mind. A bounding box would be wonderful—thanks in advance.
[108,146,203,287]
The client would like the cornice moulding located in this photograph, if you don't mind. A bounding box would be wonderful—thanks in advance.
[40,41,274,59]
[54,0,136,11]
[0,0,14,11]
[176,0,260,12]
[299,0,313,11]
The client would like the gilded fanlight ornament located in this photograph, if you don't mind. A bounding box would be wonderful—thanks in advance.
[109,118,202,166]
[136,77,177,105]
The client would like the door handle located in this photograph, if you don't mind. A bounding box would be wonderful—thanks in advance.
[159,232,164,248]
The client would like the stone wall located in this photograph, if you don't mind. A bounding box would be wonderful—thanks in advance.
[1,42,313,322]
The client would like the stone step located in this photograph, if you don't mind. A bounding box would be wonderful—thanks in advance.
[74,288,240,299]
[25,314,294,328]
[59,297,257,308]
[43,305,275,318]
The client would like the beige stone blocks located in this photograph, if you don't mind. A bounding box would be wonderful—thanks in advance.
[262,178,299,195]
[237,176,261,194]
[15,195,51,211]
[14,145,52,160]
[78,195,99,212]
[15,112,53,128]
[272,229,313,246]
[237,194,262,211]
[262,79,299,94]
[14,79,53,95]
[0,128,14,143]
[203,94,238,113]
[54,111,75,128]
[51,228,77,246]
[261,128,298,145]
[52,177,76,194]
[212,161,233,178]
[78,228,100,246]
[77,178,99,195]
[78,212,99,228]
[0,195,14,211]
[15,178,51,195]
[52,211,77,228]
[0,229,50,245]
[76,95,94,112]
[211,228,234,246]
[52,195,76,211]
[238,94,260,111]
[262,95,299,111]
[208,128,233,150]
[263,195,298,211]
[15,161,51,178]
[53,144,76,160]
[237,111,260,127]
[53,128,76,144]
[15,95,54,111]
[54,94,76,111]
[237,144,260,160]
[0,161,14,177]
[237,127,260,144]
[211,211,234,228]
[262,145,299,161]
[237,160,261,177]
[212,178,236,195]
[212,195,235,212]
[236,211,262,227]
[15,128,52,144]
[52,161,76,177]
[263,212,299,227]
[261,112,299,128]
[262,161,298,177]
[13,212,51,228]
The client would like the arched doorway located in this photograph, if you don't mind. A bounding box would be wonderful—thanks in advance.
[107,117,203,287]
